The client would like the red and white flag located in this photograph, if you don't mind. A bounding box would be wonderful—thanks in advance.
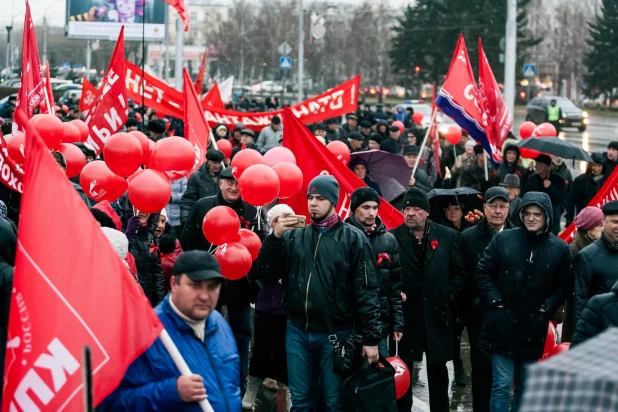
[12,2,45,133]
[282,107,404,229]
[184,68,211,175]
[194,52,207,95]
[201,82,225,110]
[3,110,163,410]
[478,38,513,151]
[165,0,189,31]
[80,78,99,116]
[0,131,24,193]
[85,27,128,154]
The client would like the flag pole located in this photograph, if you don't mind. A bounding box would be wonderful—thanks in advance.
[159,329,215,412]
[484,151,489,181]
[412,108,438,178]
[82,346,94,412]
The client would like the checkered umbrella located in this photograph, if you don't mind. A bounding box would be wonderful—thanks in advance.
[520,327,618,412]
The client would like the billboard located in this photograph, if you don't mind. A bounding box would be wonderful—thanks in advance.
[66,0,166,41]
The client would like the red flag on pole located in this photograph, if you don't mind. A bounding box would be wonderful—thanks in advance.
[3,110,163,410]
[194,52,207,95]
[43,61,55,114]
[85,27,128,154]
[282,107,404,229]
[80,78,99,116]
[164,0,190,31]
[184,68,211,175]
[478,38,513,151]
[200,82,225,110]
[0,131,24,193]
[13,2,45,133]
[429,83,442,177]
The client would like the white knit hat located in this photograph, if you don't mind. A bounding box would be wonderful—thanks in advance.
[100,227,129,260]
[267,204,295,226]
[160,208,168,218]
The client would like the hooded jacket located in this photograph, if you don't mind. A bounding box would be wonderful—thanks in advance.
[180,163,221,223]
[167,177,187,227]
[572,281,618,346]
[0,217,17,388]
[475,192,571,358]
[498,146,528,184]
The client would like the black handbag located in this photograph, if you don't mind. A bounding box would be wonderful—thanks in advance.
[340,355,397,412]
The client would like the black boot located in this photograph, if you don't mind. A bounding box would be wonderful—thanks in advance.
[454,359,467,387]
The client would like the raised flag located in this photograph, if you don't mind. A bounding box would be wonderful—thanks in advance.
[478,38,513,151]
[3,110,163,410]
[80,78,98,116]
[85,27,128,154]
[0,132,24,193]
[194,52,207,95]
[218,76,234,103]
[12,2,45,133]
[429,83,442,177]
[201,83,225,110]
[43,61,55,114]
[184,68,211,175]
[164,0,189,31]
[436,34,502,167]
[125,60,183,119]
[282,107,404,229]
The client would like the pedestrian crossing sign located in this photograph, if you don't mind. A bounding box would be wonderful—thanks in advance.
[523,64,536,77]
[280,56,292,70]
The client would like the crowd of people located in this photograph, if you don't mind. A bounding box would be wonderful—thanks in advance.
[1,98,618,412]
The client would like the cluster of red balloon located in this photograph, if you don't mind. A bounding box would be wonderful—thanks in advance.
[540,321,570,361]
[518,121,558,159]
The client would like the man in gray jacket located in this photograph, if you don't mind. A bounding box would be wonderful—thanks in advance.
[257,116,283,150]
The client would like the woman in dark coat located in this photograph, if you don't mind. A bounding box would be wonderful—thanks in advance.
[566,153,606,226]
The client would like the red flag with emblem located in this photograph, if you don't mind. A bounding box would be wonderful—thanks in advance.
[194,52,207,95]
[80,78,99,115]
[201,83,225,110]
[184,68,210,175]
[3,110,163,410]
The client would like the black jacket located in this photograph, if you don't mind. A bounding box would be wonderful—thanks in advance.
[498,161,528,186]
[460,163,500,194]
[573,234,618,328]
[475,192,571,358]
[257,221,383,345]
[0,217,16,390]
[339,124,358,141]
[128,214,165,307]
[390,221,466,363]
[572,281,618,346]
[346,216,404,337]
[231,142,259,160]
[523,172,567,234]
[180,163,221,223]
[380,138,402,155]
[565,172,605,224]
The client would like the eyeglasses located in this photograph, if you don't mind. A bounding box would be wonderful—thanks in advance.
[486,204,509,211]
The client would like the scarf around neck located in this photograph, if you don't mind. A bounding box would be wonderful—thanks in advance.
[312,213,339,231]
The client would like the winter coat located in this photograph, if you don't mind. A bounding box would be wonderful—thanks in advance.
[256,125,282,150]
[569,230,594,257]
[523,172,567,234]
[380,138,402,155]
[475,192,571,359]
[339,124,358,141]
[451,152,476,185]
[346,216,404,337]
[460,163,500,193]
[180,163,221,223]
[551,162,573,193]
[325,129,341,143]
[508,196,523,228]
[498,161,528,185]
[390,220,466,363]
[572,234,618,328]
[0,217,17,389]
[605,155,617,177]
[572,281,618,346]
[128,214,165,307]
[257,221,383,345]
[416,145,438,186]
[98,297,241,412]
[565,172,605,224]
[166,177,187,227]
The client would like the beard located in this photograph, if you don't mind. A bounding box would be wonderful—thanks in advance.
[311,204,334,222]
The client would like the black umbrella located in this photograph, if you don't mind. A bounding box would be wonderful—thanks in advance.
[516,137,594,162]
[427,188,484,224]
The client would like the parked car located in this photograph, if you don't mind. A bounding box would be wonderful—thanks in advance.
[250,81,283,94]
[582,94,618,110]
[526,95,588,132]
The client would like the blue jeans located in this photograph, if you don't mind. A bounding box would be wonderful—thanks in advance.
[226,303,252,394]
[490,353,534,412]
[378,337,388,358]
[286,321,352,412]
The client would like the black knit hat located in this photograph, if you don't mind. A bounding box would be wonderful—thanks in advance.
[402,187,430,212]
[271,116,281,125]
[307,175,340,205]
[206,149,225,162]
[608,141,618,151]
[351,187,380,212]
[368,133,382,145]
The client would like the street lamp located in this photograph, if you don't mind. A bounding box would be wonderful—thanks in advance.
[5,26,12,80]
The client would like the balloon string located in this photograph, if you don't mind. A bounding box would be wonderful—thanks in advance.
[257,206,262,231]
[208,244,216,254]
[395,341,398,358]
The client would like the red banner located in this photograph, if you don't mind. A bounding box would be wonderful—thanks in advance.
[13,2,45,133]
[85,27,128,154]
[282,107,404,229]
[560,166,618,243]
[201,82,225,110]
[80,78,98,115]
[184,68,210,175]
[205,75,360,132]
[125,60,183,118]
[194,52,207,95]
[0,132,24,193]
[4,110,163,410]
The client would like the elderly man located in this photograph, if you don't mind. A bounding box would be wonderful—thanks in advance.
[339,113,358,140]
[99,251,241,411]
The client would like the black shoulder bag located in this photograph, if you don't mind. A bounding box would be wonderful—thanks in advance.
[340,354,397,412]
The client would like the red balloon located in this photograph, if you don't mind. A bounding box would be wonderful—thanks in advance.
[545,342,570,359]
[231,149,264,179]
[70,119,90,142]
[202,206,241,245]
[385,357,411,400]
[392,120,405,133]
[214,242,253,280]
[412,112,424,124]
[273,162,303,199]
[149,136,196,180]
[236,229,262,261]
[263,147,297,167]
[326,140,351,165]
[103,132,143,177]
[532,122,557,137]
[7,133,26,164]
[519,121,536,139]
[30,114,63,150]
[445,125,462,145]
[542,322,557,359]
[129,131,153,166]
[128,169,171,214]
[239,164,281,206]
[216,139,233,159]
[62,104,69,113]
[80,160,128,202]
[59,143,86,177]
[62,122,81,143]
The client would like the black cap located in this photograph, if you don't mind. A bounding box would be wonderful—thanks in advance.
[240,129,255,138]
[536,154,552,166]
[206,149,225,162]
[389,126,400,133]
[349,131,364,141]
[402,187,430,212]
[346,113,358,120]
[359,120,372,128]
[403,145,419,156]
[219,168,236,180]
[271,116,281,125]
[314,123,327,132]
[172,250,225,282]
[351,187,380,212]
[608,141,618,151]
[368,133,382,145]
[484,187,510,203]
[602,200,618,216]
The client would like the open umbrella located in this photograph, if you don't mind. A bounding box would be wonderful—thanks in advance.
[350,150,411,202]
[521,327,618,412]
[427,188,483,224]
[516,137,594,162]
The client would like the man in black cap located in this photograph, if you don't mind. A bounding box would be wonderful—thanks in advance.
[573,200,618,327]
[347,131,365,153]
[256,116,282,150]
[604,141,618,176]
[523,154,567,234]
[389,187,466,412]
[345,187,404,357]
[498,144,527,184]
[500,174,523,227]
[180,149,225,226]
[461,144,500,193]
[125,117,140,132]
[381,126,403,154]
[458,187,515,411]
[231,129,259,159]
[373,103,387,121]
[384,103,397,122]
[257,175,382,411]
[325,118,341,143]
[148,119,167,142]
[99,250,242,411]
[339,113,358,140]
[180,166,262,396]
[402,145,433,193]
[313,123,328,140]
[367,133,382,150]
[359,120,372,142]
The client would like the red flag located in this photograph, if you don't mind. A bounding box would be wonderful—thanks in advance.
[560,166,618,244]
[429,84,442,177]
[0,131,24,193]
[80,78,98,115]
[13,2,45,133]
[43,61,55,114]
[125,60,183,119]
[3,110,163,410]
[282,107,404,229]
[478,38,513,151]
[201,83,225,110]
[165,0,189,31]
[183,68,210,175]
[85,27,128,154]
[194,52,207,95]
